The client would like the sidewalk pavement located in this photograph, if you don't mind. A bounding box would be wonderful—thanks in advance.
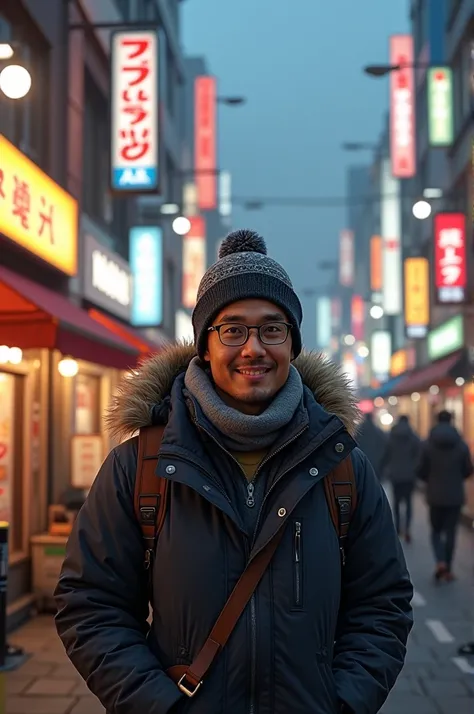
[6,616,105,714]
[4,492,474,714]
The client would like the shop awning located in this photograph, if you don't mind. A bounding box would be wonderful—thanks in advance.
[392,351,466,396]
[87,308,167,358]
[0,266,140,369]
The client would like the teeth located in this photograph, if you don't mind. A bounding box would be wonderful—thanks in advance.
[239,369,267,375]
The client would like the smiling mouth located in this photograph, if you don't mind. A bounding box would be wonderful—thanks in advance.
[235,367,271,376]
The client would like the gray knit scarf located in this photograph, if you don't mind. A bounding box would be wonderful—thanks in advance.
[184,357,304,451]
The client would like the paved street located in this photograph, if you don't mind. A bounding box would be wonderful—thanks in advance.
[4,492,474,713]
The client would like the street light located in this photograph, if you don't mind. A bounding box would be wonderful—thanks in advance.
[412,199,432,220]
[364,61,433,78]
[217,96,246,106]
[0,64,31,99]
[172,216,191,236]
[0,43,14,60]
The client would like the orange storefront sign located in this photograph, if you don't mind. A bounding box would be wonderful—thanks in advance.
[390,350,408,377]
[390,347,416,377]
[370,236,383,292]
[404,257,429,328]
[0,134,78,276]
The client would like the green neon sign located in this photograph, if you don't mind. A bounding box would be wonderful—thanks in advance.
[428,67,454,146]
[427,315,464,361]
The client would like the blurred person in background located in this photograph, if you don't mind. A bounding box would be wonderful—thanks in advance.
[356,411,388,480]
[418,410,473,582]
[381,415,421,543]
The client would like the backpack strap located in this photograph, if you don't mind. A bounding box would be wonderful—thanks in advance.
[166,523,286,697]
[134,424,167,570]
[323,455,357,566]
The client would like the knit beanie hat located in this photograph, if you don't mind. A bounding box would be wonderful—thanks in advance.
[192,229,303,359]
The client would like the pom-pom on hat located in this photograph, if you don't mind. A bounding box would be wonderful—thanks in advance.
[192,229,303,358]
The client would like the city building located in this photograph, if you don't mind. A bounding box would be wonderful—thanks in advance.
[359,0,474,520]
[183,55,232,268]
[0,0,183,624]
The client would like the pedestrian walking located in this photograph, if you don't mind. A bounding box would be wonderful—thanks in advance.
[418,409,473,582]
[382,415,421,543]
[356,411,388,480]
[54,230,413,714]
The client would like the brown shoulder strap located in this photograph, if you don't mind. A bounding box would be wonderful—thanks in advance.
[134,424,167,565]
[167,525,286,698]
[323,454,357,566]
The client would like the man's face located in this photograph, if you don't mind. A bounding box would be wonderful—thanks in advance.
[204,299,294,415]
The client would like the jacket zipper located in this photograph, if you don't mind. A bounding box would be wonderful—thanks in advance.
[190,412,258,510]
[294,521,302,607]
[251,423,344,548]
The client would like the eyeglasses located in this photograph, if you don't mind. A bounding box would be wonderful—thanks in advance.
[208,322,292,347]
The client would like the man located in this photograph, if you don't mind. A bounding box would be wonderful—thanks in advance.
[55,230,413,714]
[382,415,421,543]
[418,409,473,582]
[356,411,388,480]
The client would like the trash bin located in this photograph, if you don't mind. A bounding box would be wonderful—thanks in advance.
[30,534,67,612]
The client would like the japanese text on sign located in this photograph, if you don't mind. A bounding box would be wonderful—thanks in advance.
[434,213,466,304]
[404,257,429,339]
[390,35,416,178]
[0,134,78,275]
[195,77,217,210]
[71,435,103,489]
[427,68,454,146]
[339,230,354,287]
[111,30,159,192]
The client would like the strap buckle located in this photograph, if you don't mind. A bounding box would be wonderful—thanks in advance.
[178,673,202,698]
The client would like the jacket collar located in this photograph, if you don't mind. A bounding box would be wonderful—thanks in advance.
[106,342,360,440]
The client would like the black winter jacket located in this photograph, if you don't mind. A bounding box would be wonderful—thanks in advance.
[54,345,413,714]
[418,423,473,507]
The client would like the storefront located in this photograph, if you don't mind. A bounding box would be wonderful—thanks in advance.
[0,134,146,622]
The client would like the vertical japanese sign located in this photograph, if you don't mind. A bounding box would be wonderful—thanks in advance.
[351,295,365,341]
[404,257,429,339]
[130,226,163,326]
[182,216,206,308]
[0,134,78,275]
[339,229,354,287]
[331,297,341,333]
[434,213,466,304]
[110,30,159,192]
[381,158,402,315]
[427,67,453,146]
[316,297,331,350]
[390,35,416,178]
[370,235,383,300]
[219,170,232,224]
[195,77,217,210]
[371,331,392,382]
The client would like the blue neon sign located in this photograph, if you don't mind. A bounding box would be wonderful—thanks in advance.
[130,226,163,326]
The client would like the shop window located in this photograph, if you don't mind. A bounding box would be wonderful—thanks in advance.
[74,374,101,435]
[0,372,25,554]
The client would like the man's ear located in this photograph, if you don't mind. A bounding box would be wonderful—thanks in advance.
[203,349,210,362]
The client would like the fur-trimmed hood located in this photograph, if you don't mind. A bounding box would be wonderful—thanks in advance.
[106,343,361,440]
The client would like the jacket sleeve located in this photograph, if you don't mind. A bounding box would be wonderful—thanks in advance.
[54,446,183,714]
[333,448,414,714]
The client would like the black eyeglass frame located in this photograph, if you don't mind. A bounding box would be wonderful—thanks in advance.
[207,322,293,347]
